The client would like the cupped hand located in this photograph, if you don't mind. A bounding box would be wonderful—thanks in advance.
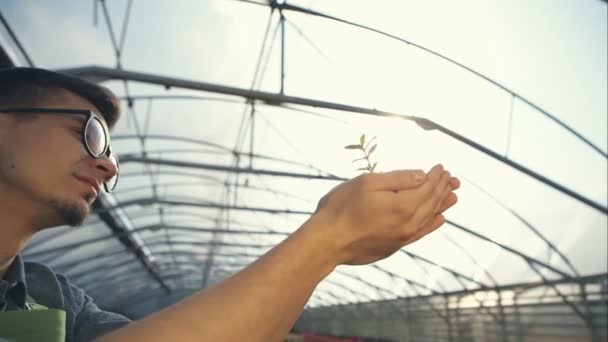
[312,164,459,266]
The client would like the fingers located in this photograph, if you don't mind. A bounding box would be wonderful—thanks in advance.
[403,176,457,245]
[412,168,451,224]
[437,192,458,214]
[390,164,444,217]
[449,176,460,190]
[409,164,445,199]
[405,214,446,245]
[365,169,427,192]
[403,171,457,245]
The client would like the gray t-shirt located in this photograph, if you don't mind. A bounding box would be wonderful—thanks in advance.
[0,255,131,341]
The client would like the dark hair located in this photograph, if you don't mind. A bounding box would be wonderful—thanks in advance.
[0,67,121,129]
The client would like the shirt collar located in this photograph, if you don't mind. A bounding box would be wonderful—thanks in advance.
[0,255,28,310]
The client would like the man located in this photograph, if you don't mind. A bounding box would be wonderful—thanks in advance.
[0,67,459,341]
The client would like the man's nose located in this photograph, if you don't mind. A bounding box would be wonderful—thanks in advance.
[94,155,118,182]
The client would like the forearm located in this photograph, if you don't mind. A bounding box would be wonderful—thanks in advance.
[97,215,337,342]
[96,166,459,341]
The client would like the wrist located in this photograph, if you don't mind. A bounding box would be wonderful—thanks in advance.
[294,212,341,278]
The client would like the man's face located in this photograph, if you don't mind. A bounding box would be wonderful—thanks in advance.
[0,88,118,228]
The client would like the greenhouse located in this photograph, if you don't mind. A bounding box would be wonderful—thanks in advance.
[0,1,606,341]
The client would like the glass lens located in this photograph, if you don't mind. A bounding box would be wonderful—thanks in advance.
[85,117,108,157]
[105,153,119,192]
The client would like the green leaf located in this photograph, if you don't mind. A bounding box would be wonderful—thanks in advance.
[360,134,365,146]
[356,167,369,171]
[344,144,361,150]
[364,136,377,150]
[371,162,378,172]
[352,157,367,163]
[368,144,377,156]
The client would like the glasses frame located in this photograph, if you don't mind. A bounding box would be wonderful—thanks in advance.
[0,107,119,192]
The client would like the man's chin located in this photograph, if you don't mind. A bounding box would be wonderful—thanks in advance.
[47,196,90,227]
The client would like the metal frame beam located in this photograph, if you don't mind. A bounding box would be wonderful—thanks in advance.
[92,194,171,294]
[120,156,345,181]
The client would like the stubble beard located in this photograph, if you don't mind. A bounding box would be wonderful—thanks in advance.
[47,193,94,227]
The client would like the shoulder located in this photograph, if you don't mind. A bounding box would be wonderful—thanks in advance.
[24,260,66,309]
[24,260,93,312]
[54,270,132,340]
[24,260,131,341]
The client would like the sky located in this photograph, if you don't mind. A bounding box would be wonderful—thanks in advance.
[1,0,606,308]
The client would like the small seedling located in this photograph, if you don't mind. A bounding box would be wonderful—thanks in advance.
[344,134,378,173]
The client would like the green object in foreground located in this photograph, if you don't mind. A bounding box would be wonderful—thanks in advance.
[0,296,66,342]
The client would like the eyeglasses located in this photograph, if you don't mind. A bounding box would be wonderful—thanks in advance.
[0,107,119,192]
